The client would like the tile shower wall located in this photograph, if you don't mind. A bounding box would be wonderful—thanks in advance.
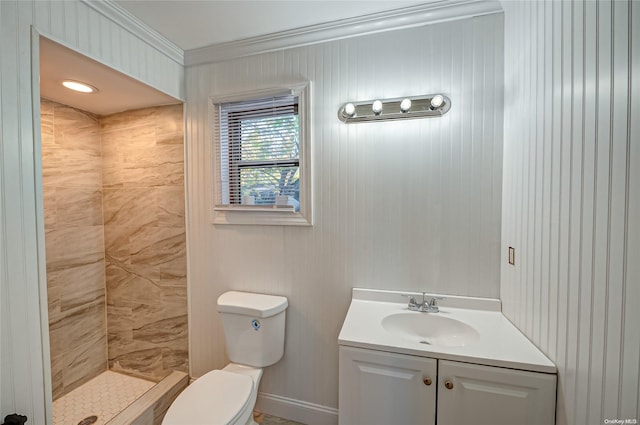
[101,104,188,381]
[41,101,187,399]
[41,99,107,400]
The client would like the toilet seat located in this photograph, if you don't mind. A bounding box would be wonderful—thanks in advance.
[162,370,253,425]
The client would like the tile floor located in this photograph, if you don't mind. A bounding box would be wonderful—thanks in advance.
[255,412,307,425]
[52,370,155,425]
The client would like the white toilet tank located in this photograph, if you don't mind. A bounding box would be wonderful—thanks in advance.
[217,291,288,367]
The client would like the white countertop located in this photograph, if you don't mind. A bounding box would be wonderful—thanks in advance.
[338,288,556,374]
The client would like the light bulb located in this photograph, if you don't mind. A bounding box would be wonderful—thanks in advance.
[372,100,383,115]
[400,98,412,113]
[430,94,445,110]
[343,103,356,118]
[62,80,96,93]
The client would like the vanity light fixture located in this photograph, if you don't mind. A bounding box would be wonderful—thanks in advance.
[62,80,98,93]
[338,94,451,123]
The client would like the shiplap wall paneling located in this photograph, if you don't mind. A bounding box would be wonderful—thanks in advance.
[624,2,640,420]
[0,0,184,421]
[1,3,48,422]
[186,13,503,424]
[501,1,640,424]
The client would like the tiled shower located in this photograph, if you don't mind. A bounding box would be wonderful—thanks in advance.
[41,99,188,418]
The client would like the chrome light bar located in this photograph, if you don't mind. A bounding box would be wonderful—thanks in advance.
[338,94,451,123]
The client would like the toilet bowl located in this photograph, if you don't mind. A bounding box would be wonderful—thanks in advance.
[162,364,261,425]
[162,291,288,425]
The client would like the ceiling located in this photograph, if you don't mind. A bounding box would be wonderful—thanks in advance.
[114,0,427,50]
[39,37,180,115]
[39,1,426,115]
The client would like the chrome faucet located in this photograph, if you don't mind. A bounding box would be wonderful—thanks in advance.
[406,292,445,313]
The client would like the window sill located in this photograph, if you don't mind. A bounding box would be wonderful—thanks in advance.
[211,207,312,226]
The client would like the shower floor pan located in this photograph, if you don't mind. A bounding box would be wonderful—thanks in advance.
[53,370,188,425]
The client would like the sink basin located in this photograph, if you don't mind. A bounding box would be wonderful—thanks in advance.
[381,312,480,347]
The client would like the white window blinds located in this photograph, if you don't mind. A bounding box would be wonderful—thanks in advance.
[214,93,300,211]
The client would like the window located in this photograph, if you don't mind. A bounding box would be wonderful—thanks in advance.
[220,95,300,208]
[212,84,312,225]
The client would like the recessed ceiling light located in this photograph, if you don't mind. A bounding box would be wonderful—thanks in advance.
[62,80,97,93]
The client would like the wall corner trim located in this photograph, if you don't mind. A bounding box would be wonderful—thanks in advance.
[80,0,184,65]
[185,0,503,66]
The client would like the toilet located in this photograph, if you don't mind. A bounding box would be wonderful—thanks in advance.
[162,291,288,425]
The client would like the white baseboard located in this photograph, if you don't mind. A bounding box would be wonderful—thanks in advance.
[255,392,338,425]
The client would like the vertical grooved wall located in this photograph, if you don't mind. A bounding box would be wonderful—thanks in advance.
[501,1,640,423]
[186,13,504,415]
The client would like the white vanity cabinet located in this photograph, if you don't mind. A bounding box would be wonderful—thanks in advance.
[437,360,556,425]
[339,346,557,425]
[337,289,558,425]
[339,346,437,425]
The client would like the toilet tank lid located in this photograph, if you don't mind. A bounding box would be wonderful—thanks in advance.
[217,291,288,318]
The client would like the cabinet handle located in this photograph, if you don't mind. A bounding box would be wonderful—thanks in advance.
[444,380,454,390]
[423,377,432,386]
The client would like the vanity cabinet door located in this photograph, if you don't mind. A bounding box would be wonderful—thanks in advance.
[437,360,557,425]
[339,346,437,425]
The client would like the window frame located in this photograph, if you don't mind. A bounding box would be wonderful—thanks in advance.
[210,83,313,226]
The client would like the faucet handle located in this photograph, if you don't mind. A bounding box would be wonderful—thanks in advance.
[429,296,445,305]
[402,294,419,310]
[427,296,445,312]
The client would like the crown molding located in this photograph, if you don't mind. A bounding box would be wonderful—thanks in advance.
[80,0,184,65]
[185,0,502,67]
